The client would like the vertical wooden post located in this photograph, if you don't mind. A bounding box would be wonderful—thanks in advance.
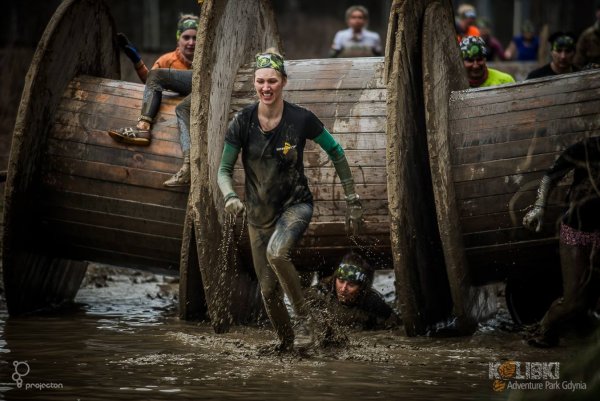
[386,0,455,336]
[178,204,208,321]
[422,0,496,333]
[183,0,281,331]
[1,0,119,315]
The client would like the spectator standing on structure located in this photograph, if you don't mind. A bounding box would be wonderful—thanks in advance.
[505,21,539,61]
[477,18,506,61]
[526,32,578,80]
[455,4,480,42]
[330,5,382,58]
[523,136,600,348]
[460,36,515,88]
[574,5,600,69]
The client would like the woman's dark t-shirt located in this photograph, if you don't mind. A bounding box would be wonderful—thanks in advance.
[224,101,324,228]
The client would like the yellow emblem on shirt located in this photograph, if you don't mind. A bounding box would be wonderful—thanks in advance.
[282,142,292,155]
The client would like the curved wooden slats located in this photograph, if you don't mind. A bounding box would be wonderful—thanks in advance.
[2,0,120,315]
[447,69,600,282]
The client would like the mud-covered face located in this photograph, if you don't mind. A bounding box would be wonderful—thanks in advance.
[254,68,286,106]
[177,28,197,61]
[335,278,361,305]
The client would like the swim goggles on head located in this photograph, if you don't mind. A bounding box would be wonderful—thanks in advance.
[335,263,368,283]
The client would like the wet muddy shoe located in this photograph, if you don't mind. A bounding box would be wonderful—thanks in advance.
[257,339,294,355]
[108,126,151,146]
[163,162,190,187]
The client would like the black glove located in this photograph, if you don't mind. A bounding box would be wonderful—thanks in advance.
[117,33,142,64]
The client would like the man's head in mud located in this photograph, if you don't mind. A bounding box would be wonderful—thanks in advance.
[460,36,488,83]
[333,253,373,305]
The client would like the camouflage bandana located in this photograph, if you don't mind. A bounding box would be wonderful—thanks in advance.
[177,18,199,40]
[460,36,488,60]
[551,35,575,52]
[255,53,287,76]
[335,263,368,284]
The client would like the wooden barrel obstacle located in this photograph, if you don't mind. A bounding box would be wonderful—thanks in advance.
[188,0,490,334]
[4,0,597,337]
[439,69,600,325]
[2,0,121,315]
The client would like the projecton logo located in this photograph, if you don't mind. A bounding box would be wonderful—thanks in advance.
[8,360,64,391]
[12,361,30,388]
[489,361,560,392]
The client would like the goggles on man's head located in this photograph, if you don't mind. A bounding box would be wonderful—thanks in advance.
[551,35,575,52]
[255,53,287,76]
[335,263,368,284]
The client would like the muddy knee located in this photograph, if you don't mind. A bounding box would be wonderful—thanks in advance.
[258,278,281,304]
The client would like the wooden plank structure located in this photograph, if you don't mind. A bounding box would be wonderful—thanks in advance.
[422,0,496,334]
[385,0,477,336]
[2,0,121,315]
[5,0,598,339]
[185,0,283,331]
[188,0,492,336]
[44,76,188,272]
[439,69,600,323]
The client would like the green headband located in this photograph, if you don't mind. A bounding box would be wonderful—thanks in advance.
[551,35,575,52]
[255,53,287,76]
[177,18,198,40]
[460,36,488,60]
[335,263,368,284]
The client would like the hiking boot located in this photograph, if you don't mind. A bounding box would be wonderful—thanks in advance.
[257,337,294,355]
[108,126,151,146]
[163,151,190,187]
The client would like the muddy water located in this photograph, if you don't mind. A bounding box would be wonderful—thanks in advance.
[0,268,592,401]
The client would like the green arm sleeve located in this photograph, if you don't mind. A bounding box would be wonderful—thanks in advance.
[217,142,241,201]
[313,128,356,197]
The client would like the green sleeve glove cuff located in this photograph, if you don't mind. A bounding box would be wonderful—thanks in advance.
[314,128,344,159]
[333,155,356,197]
[217,142,241,200]
[314,128,355,197]
[534,175,552,208]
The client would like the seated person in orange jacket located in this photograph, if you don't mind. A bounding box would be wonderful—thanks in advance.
[109,14,198,187]
[117,14,195,83]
